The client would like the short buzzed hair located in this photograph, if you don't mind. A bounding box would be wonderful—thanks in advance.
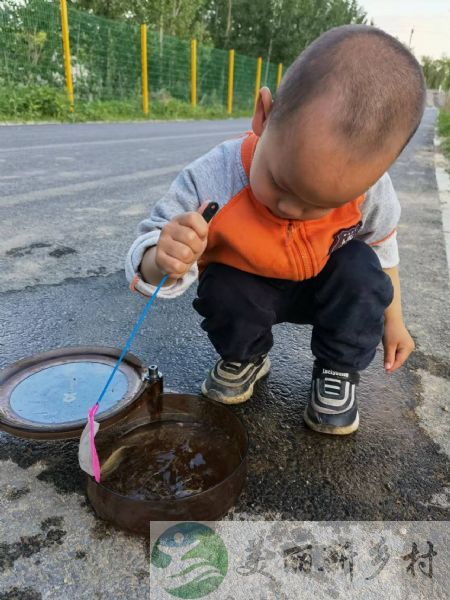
[268,25,426,156]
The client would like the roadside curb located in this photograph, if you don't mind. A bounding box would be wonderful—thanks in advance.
[434,136,450,279]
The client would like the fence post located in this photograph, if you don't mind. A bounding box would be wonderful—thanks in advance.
[276,63,283,90]
[227,49,235,114]
[59,0,74,110]
[191,39,197,108]
[254,56,262,112]
[141,24,149,115]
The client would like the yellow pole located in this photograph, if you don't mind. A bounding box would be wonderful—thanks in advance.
[227,49,235,114]
[276,62,283,90]
[191,39,197,108]
[59,0,74,111]
[141,24,149,115]
[254,56,262,112]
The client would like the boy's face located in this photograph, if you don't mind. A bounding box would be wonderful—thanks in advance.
[250,89,400,221]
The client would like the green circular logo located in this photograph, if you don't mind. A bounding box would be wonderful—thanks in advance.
[151,522,228,599]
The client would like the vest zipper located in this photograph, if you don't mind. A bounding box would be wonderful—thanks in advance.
[297,224,314,279]
[285,222,314,279]
[286,221,304,279]
[286,222,293,242]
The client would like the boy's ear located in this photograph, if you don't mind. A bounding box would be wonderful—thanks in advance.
[252,87,273,136]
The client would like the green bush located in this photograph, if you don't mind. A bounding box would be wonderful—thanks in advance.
[0,85,70,119]
[0,84,252,122]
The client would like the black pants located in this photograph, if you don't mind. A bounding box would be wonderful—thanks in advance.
[192,240,394,372]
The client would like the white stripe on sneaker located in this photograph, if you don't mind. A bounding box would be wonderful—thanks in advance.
[312,381,355,414]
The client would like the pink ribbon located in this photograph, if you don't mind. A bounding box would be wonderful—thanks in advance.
[88,402,101,483]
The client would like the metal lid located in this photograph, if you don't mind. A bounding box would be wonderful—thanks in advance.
[0,346,147,440]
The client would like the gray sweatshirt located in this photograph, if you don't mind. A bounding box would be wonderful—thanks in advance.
[125,132,400,299]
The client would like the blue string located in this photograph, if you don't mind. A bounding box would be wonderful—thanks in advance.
[94,274,169,407]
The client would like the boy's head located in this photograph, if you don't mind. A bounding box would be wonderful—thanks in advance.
[250,24,426,221]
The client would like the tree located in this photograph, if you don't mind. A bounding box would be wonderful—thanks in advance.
[421,56,450,91]
[71,0,211,42]
[202,0,366,64]
[73,0,366,59]
[70,0,129,20]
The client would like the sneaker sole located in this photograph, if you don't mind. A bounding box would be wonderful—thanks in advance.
[201,356,271,404]
[303,407,360,435]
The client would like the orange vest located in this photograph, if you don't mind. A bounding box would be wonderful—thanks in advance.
[198,132,365,281]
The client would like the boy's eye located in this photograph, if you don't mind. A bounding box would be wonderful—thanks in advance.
[270,173,284,190]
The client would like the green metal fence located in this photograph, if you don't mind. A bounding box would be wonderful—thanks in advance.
[0,0,282,114]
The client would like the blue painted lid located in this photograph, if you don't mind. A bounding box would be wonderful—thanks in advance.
[0,346,146,439]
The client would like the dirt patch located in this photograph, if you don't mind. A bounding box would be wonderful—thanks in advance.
[408,350,450,380]
[48,247,77,258]
[0,587,42,600]
[4,486,30,501]
[6,243,52,258]
[0,518,66,573]
[0,436,85,495]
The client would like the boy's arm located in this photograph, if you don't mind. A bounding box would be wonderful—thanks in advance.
[357,172,414,372]
[382,265,415,373]
[125,165,203,299]
[383,265,402,322]
[125,136,245,299]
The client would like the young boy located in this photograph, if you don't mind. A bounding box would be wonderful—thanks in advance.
[125,25,424,435]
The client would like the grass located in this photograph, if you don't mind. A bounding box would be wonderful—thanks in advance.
[0,85,252,124]
[438,109,450,161]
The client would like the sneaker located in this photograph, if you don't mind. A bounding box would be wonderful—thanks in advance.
[303,362,360,435]
[201,354,271,404]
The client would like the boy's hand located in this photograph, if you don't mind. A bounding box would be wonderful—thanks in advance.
[382,318,415,373]
[155,202,210,279]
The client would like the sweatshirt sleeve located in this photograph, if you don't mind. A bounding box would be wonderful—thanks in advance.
[125,164,202,299]
[124,136,246,299]
[356,172,401,268]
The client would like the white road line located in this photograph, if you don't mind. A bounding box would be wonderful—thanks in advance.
[0,129,244,153]
[0,163,186,208]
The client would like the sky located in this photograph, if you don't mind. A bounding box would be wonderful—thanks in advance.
[360,0,450,59]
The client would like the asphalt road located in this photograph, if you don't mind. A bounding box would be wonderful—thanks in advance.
[0,120,247,292]
[0,114,449,599]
